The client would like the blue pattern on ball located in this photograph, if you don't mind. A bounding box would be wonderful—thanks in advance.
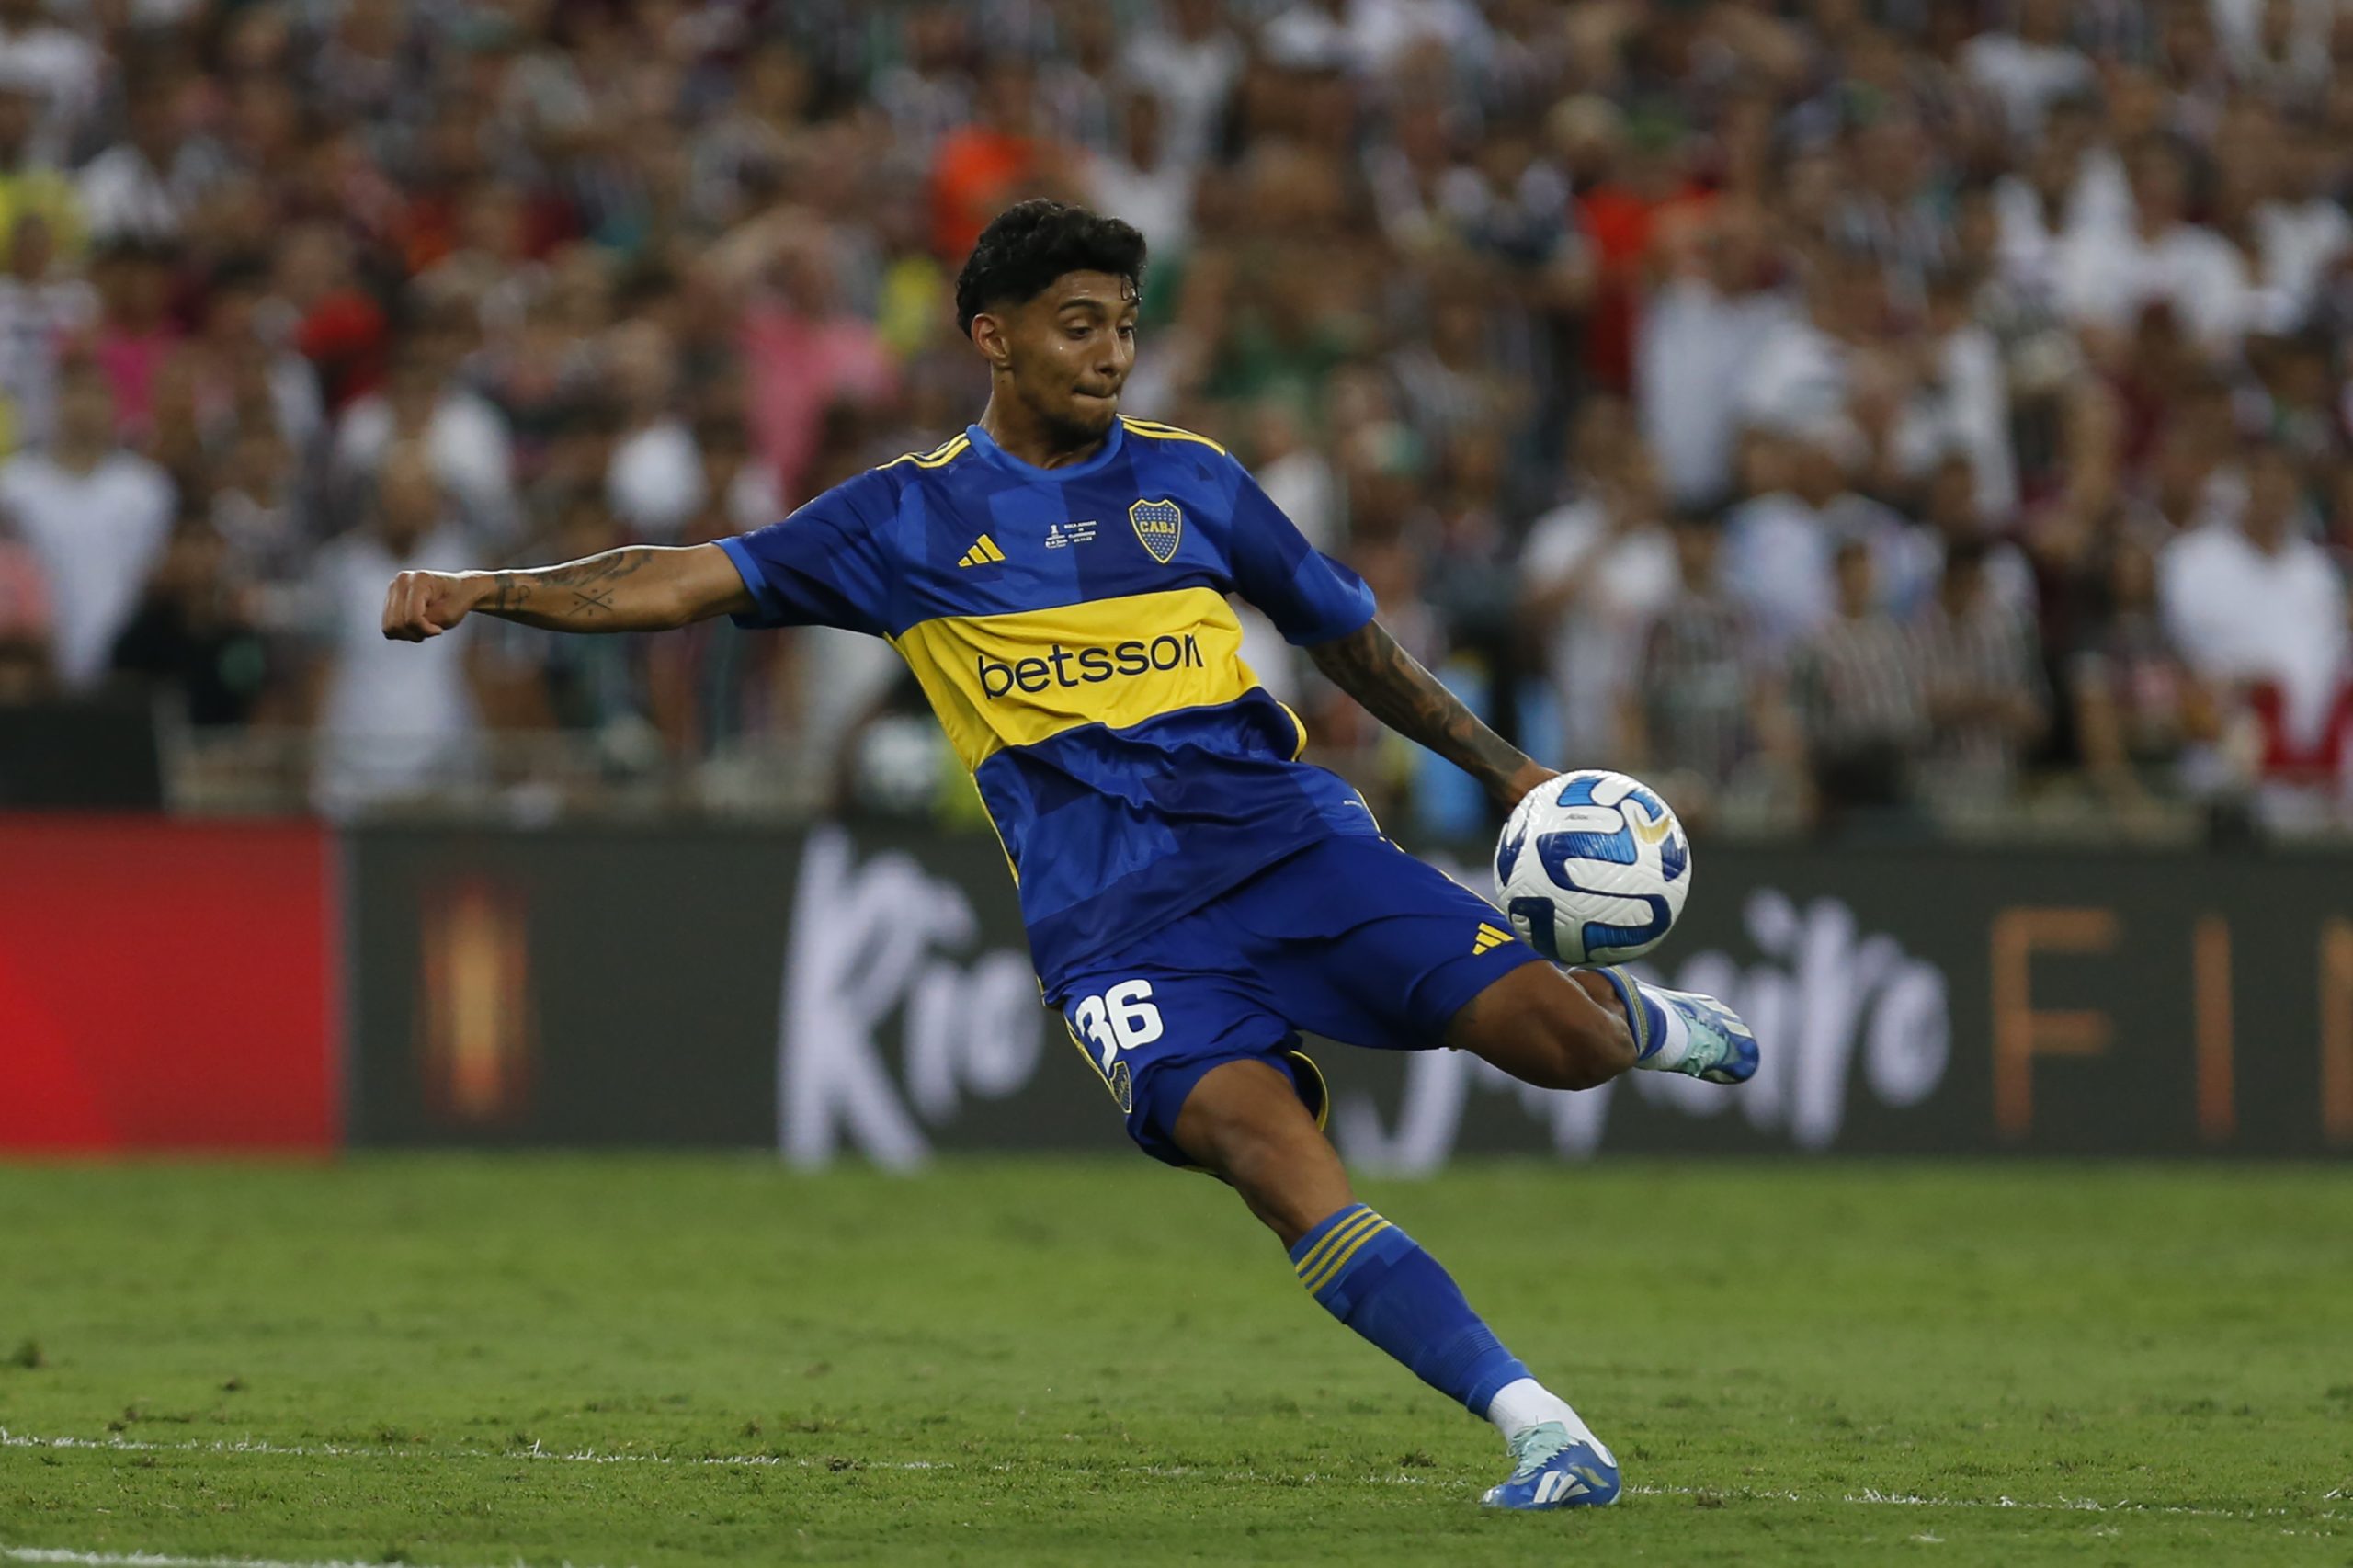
[1658,830,1689,883]
[1532,849,1675,960]
[1507,895,1562,961]
[1553,775,1606,807]
[1542,825,1638,869]
[1579,898,1673,958]
[1495,819,1528,884]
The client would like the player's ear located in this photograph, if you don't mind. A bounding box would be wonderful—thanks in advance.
[970,312,1013,369]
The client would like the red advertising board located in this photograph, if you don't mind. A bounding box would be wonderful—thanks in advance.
[0,816,337,1153]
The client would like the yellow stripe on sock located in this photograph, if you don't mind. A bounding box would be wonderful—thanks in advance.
[1293,1209,1382,1282]
[1302,1219,1392,1295]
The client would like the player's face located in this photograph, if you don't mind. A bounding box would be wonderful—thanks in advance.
[996,270,1138,444]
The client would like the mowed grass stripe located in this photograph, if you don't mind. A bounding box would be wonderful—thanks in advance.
[3,1423,2334,1520]
[1,1157,2347,1566]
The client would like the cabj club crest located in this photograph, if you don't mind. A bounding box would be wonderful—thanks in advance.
[1129,498,1184,563]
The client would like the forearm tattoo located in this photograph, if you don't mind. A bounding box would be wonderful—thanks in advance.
[483,549,661,629]
[1308,620,1534,798]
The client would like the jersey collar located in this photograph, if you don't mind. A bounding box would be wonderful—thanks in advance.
[963,417,1127,481]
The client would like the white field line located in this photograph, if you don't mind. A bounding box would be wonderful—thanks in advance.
[5,1552,611,1568]
[6,1553,374,1568]
[4,1426,2340,1528]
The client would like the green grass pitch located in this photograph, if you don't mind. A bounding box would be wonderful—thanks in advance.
[2,1158,2348,1566]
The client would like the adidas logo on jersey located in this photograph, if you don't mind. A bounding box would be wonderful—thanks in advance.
[1472,922,1515,956]
[957,534,1006,568]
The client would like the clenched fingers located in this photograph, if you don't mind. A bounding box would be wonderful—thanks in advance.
[381,571,445,641]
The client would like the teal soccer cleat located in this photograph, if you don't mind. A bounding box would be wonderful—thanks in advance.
[1480,1421,1622,1510]
[1590,969,1761,1085]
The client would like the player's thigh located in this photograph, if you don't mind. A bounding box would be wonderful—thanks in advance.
[1057,961,1327,1170]
[1230,835,1552,1051]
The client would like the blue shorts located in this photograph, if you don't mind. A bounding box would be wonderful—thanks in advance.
[1051,835,1547,1166]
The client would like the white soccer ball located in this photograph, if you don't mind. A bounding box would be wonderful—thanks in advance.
[1493,769,1692,966]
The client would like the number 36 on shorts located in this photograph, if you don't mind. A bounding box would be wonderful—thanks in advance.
[1069,979,1164,1074]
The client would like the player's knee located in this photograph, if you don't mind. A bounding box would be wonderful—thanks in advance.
[1172,1060,1350,1243]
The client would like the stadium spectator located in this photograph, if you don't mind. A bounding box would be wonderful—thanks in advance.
[0,507,48,700]
[0,209,95,452]
[0,76,79,270]
[0,0,102,167]
[0,0,2331,837]
[1789,540,1926,834]
[110,513,266,728]
[1086,85,1195,266]
[1639,199,1782,508]
[334,310,517,542]
[2057,137,2254,357]
[84,239,182,446]
[2159,441,2350,775]
[726,229,897,506]
[1518,428,1677,764]
[1721,418,1927,656]
[1621,512,1793,832]
[929,54,1073,263]
[601,318,702,542]
[1962,0,2097,139]
[1912,538,2052,814]
[0,362,172,691]
[1121,0,1242,171]
[305,442,490,815]
[76,72,208,247]
[2072,535,2218,807]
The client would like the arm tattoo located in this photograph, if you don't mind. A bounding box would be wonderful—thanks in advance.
[479,548,668,631]
[1309,619,1539,803]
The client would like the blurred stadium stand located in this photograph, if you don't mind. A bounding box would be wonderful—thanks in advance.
[0,0,2344,845]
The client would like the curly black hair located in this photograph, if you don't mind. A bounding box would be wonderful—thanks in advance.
[953,199,1147,336]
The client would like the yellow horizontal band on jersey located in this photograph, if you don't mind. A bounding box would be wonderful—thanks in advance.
[890,587,1260,769]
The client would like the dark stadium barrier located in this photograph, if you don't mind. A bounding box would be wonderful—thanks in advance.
[0,815,336,1153]
[344,823,2353,1163]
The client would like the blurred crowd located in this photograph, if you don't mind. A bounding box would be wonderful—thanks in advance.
[0,0,2349,835]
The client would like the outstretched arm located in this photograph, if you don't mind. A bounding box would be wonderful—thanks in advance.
[381,543,754,641]
[1307,619,1552,810]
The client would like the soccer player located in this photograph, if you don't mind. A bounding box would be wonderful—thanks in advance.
[381,201,1757,1510]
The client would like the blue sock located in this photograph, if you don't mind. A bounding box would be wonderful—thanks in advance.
[1287,1203,1529,1416]
[1587,966,1665,1061]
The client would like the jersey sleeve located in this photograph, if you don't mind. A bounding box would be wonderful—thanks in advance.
[717,470,895,636]
[1222,458,1376,645]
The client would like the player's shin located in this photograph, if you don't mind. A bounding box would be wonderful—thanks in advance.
[1285,1203,1602,1449]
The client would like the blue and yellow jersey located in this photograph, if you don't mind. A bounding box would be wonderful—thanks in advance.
[720,415,1381,994]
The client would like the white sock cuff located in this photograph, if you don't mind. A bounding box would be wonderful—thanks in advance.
[1485,1377,1577,1440]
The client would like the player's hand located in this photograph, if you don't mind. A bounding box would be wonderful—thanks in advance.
[382,570,488,642]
